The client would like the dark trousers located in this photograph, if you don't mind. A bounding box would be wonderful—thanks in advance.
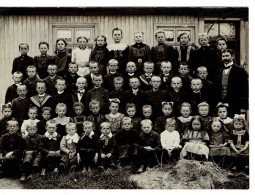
[2,155,21,177]
[137,148,162,168]
[117,144,138,165]
[41,153,62,171]
[162,148,181,163]
[22,153,41,175]
[99,154,115,168]
[79,148,96,167]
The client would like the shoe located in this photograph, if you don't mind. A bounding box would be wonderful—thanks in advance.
[26,174,32,181]
[59,163,66,172]
[41,168,46,177]
[70,165,77,172]
[87,166,92,172]
[98,166,104,172]
[137,165,144,174]
[20,174,26,182]
[53,168,59,175]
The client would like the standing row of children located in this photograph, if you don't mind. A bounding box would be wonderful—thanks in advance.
[0,27,249,182]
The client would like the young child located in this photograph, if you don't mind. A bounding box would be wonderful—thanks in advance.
[0,104,13,137]
[115,117,138,166]
[37,107,52,135]
[139,62,155,91]
[125,103,142,133]
[98,122,116,171]
[105,98,125,135]
[11,84,30,125]
[154,102,174,134]
[216,102,233,132]
[160,118,182,162]
[103,59,122,91]
[21,107,40,138]
[128,31,151,74]
[197,102,212,132]
[107,27,128,75]
[34,41,51,79]
[159,61,174,90]
[44,64,62,96]
[86,74,109,114]
[90,35,110,76]
[53,103,71,136]
[178,62,193,92]
[71,102,86,136]
[86,100,106,136]
[180,116,210,160]
[141,105,154,123]
[72,36,91,77]
[24,65,41,98]
[20,121,42,182]
[84,61,100,90]
[5,71,23,104]
[52,38,71,77]
[72,77,88,113]
[64,62,79,94]
[59,122,80,172]
[0,119,24,178]
[12,43,34,81]
[136,119,161,173]
[215,37,228,72]
[39,120,62,176]
[77,121,99,172]
[123,61,138,90]
[109,76,125,112]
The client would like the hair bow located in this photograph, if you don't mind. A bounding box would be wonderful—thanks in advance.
[233,114,246,120]
[216,102,229,108]
[109,98,120,104]
[162,101,174,107]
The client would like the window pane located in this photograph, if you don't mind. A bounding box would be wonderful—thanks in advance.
[204,23,219,37]
[57,29,72,43]
[220,23,236,39]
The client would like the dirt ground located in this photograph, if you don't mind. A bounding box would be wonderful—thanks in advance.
[0,178,23,189]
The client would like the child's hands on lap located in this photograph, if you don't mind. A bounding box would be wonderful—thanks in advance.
[5,151,13,158]
[94,153,98,163]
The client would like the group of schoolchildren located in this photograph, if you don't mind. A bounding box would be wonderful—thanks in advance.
[0,27,249,183]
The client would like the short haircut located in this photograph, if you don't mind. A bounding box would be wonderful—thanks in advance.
[191,78,202,84]
[56,78,66,84]
[108,59,119,65]
[68,62,78,68]
[216,37,228,44]
[142,104,152,110]
[221,49,234,56]
[165,117,176,126]
[38,41,49,49]
[154,29,165,38]
[13,71,23,77]
[48,64,58,69]
[232,115,247,130]
[89,61,99,67]
[89,100,100,109]
[151,75,161,81]
[121,116,132,124]
[197,102,210,109]
[2,104,12,111]
[126,61,136,67]
[180,102,192,112]
[125,103,136,112]
[114,76,124,83]
[17,84,27,90]
[129,76,140,83]
[76,77,87,83]
[112,27,123,36]
[92,73,102,80]
[144,61,154,67]
[100,122,111,129]
[26,65,37,71]
[160,61,172,68]
[56,103,67,112]
[73,102,84,110]
[171,76,182,83]
[134,31,144,36]
[177,32,190,42]
[7,119,19,126]
[26,120,38,129]
[66,122,77,130]
[179,62,189,68]
[36,81,46,88]
[42,106,52,113]
[19,43,29,50]
[77,36,88,43]
[197,66,208,72]
[140,119,152,127]
[28,106,38,114]
[83,120,93,127]
[46,119,57,127]
[198,33,209,41]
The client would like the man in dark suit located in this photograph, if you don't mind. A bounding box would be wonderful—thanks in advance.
[215,49,248,117]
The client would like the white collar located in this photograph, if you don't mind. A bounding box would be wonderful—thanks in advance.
[78,89,85,93]
[57,91,64,94]
[66,133,79,144]
[15,83,22,86]
[128,73,135,76]
[100,132,113,139]
[224,61,234,67]
[38,93,46,97]
[132,88,138,92]
[110,71,116,74]
[82,131,95,139]
[45,131,57,140]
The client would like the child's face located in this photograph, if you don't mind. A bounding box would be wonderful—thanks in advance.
[96,37,106,47]
[47,66,57,76]
[171,78,182,91]
[109,102,119,114]
[92,76,103,87]
[162,105,173,116]
[113,30,123,43]
[89,64,99,74]
[46,123,57,134]
[76,79,87,90]
[27,67,37,78]
[217,107,227,119]
[143,108,152,118]
[7,121,19,134]
[180,34,189,45]
[141,123,152,134]
[233,121,244,131]
[165,122,175,132]
[57,40,66,51]
[126,107,136,118]
[78,38,87,49]
[90,104,100,115]
[211,121,222,132]
[156,33,165,44]
[2,108,12,118]
[74,106,83,116]
[126,63,136,73]
[66,127,77,136]
[129,78,140,89]
[42,110,51,121]
[68,64,78,74]
[192,120,201,131]
[197,70,208,80]
[178,65,189,76]
[28,109,37,120]
[199,37,209,46]
[134,32,143,44]
[108,63,118,72]
[17,86,27,98]
[217,40,227,52]
[19,45,29,55]
[36,83,46,95]
[161,63,171,74]
[144,64,154,74]
[83,124,93,135]
[101,125,111,136]
[39,44,48,55]
[27,126,37,136]
[191,80,203,92]
[56,107,67,117]
[114,80,123,91]
[180,106,191,118]
[198,106,209,117]
[56,80,66,92]
[151,77,161,89]
[122,120,132,131]
[13,74,22,84]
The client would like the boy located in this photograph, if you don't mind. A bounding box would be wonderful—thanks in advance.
[71,102,86,136]
[141,105,154,123]
[21,107,40,138]
[34,41,51,79]
[37,107,52,135]
[98,122,116,171]
[115,117,138,166]
[109,76,125,112]
[5,71,23,104]
[44,64,62,96]
[159,61,174,90]
[72,77,88,114]
[0,104,13,137]
[125,103,141,133]
[139,62,155,91]
[23,65,41,98]
[11,84,30,125]
[177,62,193,92]
[20,121,42,182]
[137,119,161,173]
[84,61,100,91]
[86,74,109,114]
[0,119,24,178]
[123,61,138,90]
[12,43,34,81]
[64,62,79,93]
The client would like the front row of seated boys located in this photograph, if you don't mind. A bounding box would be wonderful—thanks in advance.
[0,109,249,182]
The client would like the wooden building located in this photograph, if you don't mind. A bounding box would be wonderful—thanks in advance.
[0,7,248,107]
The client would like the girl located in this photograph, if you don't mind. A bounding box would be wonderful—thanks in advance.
[180,116,210,160]
[128,31,151,74]
[90,35,110,76]
[105,98,124,134]
[53,103,71,136]
[197,102,212,131]
[216,102,233,132]
[52,38,71,77]
[72,36,91,77]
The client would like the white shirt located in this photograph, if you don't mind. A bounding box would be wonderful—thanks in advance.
[72,48,91,66]
[160,130,181,150]
[224,61,234,74]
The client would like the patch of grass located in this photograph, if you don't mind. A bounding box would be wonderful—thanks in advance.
[24,167,140,189]
[214,176,249,189]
